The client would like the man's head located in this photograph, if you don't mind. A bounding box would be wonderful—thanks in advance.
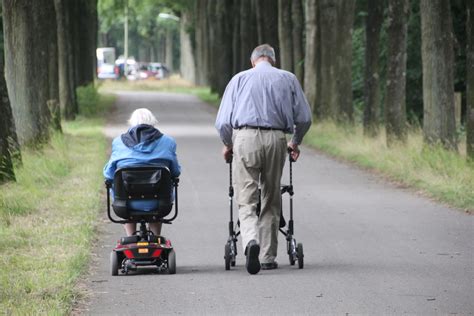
[128,108,158,127]
[250,44,276,67]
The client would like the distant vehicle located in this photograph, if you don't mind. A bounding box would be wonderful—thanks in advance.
[97,47,118,80]
[137,62,170,80]
[115,56,139,80]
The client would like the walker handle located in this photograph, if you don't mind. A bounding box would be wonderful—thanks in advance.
[287,147,296,163]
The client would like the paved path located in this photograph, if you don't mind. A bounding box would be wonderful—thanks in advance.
[83,91,473,315]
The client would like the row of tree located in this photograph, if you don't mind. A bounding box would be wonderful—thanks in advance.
[177,0,472,157]
[0,0,98,183]
[98,0,180,71]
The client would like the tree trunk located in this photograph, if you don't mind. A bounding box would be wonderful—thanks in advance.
[165,28,173,71]
[240,0,258,71]
[255,0,280,67]
[48,1,61,131]
[304,0,318,114]
[2,0,55,145]
[55,0,76,120]
[0,15,21,163]
[363,0,384,136]
[278,0,293,72]
[0,48,16,183]
[66,0,79,114]
[318,0,339,120]
[420,0,457,150]
[232,0,241,74]
[207,0,233,96]
[89,0,98,81]
[385,0,409,146]
[292,0,304,85]
[335,0,355,123]
[207,0,218,93]
[195,0,209,85]
[467,0,474,159]
[180,11,196,84]
[74,0,97,87]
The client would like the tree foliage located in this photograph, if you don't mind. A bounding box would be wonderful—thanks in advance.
[98,0,179,66]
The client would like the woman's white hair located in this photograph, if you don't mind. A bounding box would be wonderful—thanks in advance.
[128,108,158,127]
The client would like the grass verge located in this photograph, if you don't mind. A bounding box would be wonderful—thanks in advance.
[304,121,473,212]
[0,93,113,314]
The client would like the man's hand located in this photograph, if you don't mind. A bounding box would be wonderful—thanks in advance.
[287,142,300,162]
[222,145,233,163]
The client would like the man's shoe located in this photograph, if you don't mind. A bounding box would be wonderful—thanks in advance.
[261,261,278,270]
[245,240,260,275]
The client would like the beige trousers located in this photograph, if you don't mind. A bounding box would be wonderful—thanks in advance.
[233,128,286,263]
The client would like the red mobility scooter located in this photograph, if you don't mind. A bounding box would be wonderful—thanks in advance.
[105,165,179,275]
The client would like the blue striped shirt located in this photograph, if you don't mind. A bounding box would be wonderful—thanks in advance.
[215,61,312,146]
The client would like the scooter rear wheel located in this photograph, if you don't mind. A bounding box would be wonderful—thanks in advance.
[168,249,176,274]
[110,251,118,276]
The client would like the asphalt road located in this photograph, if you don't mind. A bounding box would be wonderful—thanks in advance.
[82,90,473,315]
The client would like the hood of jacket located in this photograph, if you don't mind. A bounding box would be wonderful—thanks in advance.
[121,124,163,153]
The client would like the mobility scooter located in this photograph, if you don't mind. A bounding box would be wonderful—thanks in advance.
[105,165,179,275]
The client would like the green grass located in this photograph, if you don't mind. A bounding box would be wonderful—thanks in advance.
[0,93,113,314]
[304,121,474,212]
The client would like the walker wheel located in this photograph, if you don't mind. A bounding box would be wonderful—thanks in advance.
[110,251,118,276]
[288,240,296,266]
[289,254,296,266]
[224,243,231,270]
[297,243,304,269]
[168,249,176,274]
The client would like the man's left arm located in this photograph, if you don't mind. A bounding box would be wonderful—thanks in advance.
[291,77,312,146]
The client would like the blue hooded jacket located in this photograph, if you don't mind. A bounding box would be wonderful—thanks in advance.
[103,124,181,211]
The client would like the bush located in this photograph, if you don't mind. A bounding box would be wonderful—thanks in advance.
[76,84,101,117]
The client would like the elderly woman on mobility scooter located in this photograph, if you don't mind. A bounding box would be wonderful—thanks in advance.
[103,108,181,236]
[103,108,181,275]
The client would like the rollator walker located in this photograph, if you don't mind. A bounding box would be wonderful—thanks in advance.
[224,149,304,270]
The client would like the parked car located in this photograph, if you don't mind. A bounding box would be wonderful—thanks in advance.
[137,62,170,80]
[97,63,118,79]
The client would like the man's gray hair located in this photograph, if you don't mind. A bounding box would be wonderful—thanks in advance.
[250,44,276,64]
[128,108,158,127]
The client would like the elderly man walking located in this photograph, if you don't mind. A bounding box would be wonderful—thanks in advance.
[215,44,312,274]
